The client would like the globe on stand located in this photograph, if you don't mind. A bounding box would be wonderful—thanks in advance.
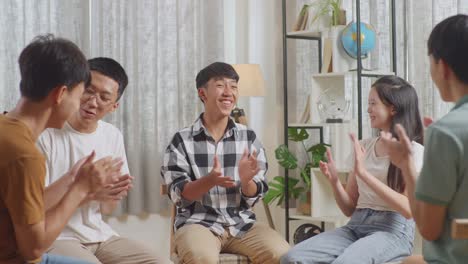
[340,21,376,70]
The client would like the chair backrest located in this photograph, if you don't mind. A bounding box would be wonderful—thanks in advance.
[160,185,176,255]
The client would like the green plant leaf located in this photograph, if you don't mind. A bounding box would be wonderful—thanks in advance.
[264,176,304,205]
[277,194,284,206]
[269,182,284,191]
[307,143,331,154]
[273,176,299,187]
[275,145,298,169]
[288,128,309,142]
[263,188,282,205]
[309,0,343,27]
[291,187,305,199]
[300,163,313,189]
[289,177,300,186]
[307,143,331,167]
[272,176,285,184]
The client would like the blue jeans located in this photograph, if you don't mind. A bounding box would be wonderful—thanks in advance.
[40,254,92,264]
[281,209,415,264]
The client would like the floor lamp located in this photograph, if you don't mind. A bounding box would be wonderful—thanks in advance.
[231,64,266,124]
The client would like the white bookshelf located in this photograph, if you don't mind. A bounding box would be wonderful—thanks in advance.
[282,0,398,240]
[310,168,349,218]
[311,70,395,78]
[288,123,325,128]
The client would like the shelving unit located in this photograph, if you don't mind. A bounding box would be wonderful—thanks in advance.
[286,30,322,39]
[311,70,395,78]
[281,0,397,242]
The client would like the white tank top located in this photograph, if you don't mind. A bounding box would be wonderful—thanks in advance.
[347,137,424,212]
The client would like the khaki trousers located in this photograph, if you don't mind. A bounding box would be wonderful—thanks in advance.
[47,236,172,264]
[174,223,290,264]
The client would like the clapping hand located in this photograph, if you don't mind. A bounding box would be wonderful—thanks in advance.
[208,155,236,188]
[90,174,134,202]
[238,148,260,187]
[423,116,433,127]
[380,124,413,170]
[74,151,123,195]
[350,133,367,177]
[319,148,339,184]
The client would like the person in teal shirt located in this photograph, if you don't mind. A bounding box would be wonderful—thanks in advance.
[380,14,468,264]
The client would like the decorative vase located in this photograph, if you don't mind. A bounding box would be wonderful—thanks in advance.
[333,9,347,26]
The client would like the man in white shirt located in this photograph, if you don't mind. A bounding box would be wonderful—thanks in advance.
[37,57,170,264]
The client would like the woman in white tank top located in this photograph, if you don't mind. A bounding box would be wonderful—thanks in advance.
[281,76,424,264]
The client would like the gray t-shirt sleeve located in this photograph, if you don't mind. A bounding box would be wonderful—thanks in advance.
[415,126,462,205]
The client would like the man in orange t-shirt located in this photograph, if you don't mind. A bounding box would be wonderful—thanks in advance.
[0,35,121,264]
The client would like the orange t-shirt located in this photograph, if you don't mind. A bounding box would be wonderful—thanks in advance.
[0,115,46,264]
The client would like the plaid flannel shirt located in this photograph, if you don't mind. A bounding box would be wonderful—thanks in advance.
[161,114,268,237]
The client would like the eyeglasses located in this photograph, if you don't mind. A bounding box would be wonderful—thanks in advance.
[82,87,115,106]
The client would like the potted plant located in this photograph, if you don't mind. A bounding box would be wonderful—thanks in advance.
[264,128,330,215]
[309,0,346,27]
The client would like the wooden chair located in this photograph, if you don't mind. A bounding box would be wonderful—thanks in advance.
[452,219,468,239]
[386,219,468,264]
[160,185,252,264]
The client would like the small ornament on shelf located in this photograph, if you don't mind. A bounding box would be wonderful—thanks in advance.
[317,88,350,123]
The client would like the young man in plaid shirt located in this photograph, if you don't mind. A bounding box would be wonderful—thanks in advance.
[161,62,289,264]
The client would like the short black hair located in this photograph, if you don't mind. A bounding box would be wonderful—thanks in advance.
[18,34,90,101]
[195,62,239,89]
[88,57,128,101]
[428,14,468,84]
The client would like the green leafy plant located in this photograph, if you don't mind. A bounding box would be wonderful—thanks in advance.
[309,0,344,27]
[263,176,304,206]
[264,128,331,206]
[308,143,329,167]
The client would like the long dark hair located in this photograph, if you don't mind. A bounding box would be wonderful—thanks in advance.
[372,76,423,193]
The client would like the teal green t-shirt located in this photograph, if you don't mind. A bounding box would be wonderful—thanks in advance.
[415,95,468,264]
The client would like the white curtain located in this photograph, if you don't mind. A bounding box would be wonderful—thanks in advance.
[0,0,225,215]
[89,0,225,215]
[0,0,88,110]
[406,0,468,120]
